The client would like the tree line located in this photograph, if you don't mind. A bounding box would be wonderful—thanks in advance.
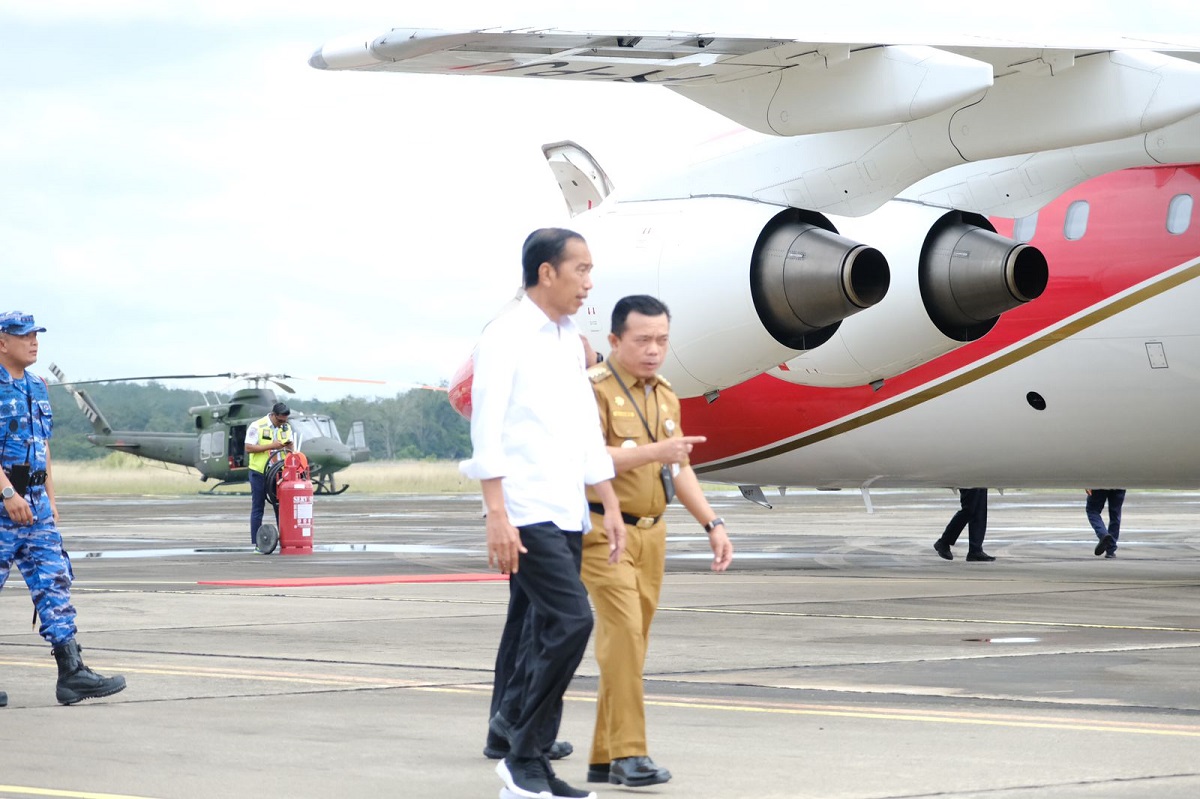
[44,381,470,462]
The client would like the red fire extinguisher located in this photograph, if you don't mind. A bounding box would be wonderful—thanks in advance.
[275,451,314,554]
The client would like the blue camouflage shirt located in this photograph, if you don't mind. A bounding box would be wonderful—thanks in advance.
[0,364,53,475]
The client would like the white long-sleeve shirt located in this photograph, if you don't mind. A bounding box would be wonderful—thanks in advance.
[460,294,614,531]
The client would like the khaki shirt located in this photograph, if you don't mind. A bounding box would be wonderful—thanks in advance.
[585,360,685,519]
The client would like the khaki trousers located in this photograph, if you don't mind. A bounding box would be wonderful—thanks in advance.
[580,513,666,763]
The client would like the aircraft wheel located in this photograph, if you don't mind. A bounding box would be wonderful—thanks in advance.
[257,524,279,555]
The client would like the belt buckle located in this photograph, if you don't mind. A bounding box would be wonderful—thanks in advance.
[636,516,656,529]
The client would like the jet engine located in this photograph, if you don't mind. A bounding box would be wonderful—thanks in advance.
[767,203,1048,388]
[572,197,890,398]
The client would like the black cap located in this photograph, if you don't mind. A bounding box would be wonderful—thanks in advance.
[271,402,291,416]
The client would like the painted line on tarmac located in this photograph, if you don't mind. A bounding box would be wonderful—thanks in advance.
[428,685,1200,739]
[0,658,428,688]
[658,605,1200,634]
[637,695,1200,738]
[196,573,506,587]
[0,787,162,799]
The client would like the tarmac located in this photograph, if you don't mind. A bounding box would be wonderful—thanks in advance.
[3,487,1200,798]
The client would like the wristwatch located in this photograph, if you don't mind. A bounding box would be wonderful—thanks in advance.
[703,517,725,533]
[1,486,14,501]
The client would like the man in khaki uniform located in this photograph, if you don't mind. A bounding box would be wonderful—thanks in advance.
[582,294,734,788]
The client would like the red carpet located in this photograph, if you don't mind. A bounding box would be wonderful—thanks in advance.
[198,573,507,587]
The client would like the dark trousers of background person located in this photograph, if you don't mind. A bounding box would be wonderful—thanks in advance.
[941,488,988,554]
[1086,489,1126,551]
[502,522,593,760]
[248,470,278,545]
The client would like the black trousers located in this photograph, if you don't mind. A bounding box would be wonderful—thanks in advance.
[940,488,988,553]
[491,522,592,760]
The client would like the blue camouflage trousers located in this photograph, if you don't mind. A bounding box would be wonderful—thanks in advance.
[0,509,78,646]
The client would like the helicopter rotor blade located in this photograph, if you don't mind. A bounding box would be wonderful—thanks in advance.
[45,372,237,386]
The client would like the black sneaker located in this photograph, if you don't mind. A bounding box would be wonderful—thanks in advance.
[497,756,552,798]
[541,756,595,799]
[1095,534,1115,556]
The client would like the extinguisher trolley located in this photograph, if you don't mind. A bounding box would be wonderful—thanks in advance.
[275,451,315,554]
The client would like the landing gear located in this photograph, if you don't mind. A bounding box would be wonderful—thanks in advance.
[312,471,349,495]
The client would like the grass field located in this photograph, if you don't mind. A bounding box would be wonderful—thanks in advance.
[51,453,475,496]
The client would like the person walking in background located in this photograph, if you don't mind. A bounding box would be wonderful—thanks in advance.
[1086,489,1126,558]
[933,487,994,562]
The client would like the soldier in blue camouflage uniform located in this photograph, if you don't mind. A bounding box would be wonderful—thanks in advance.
[0,311,126,707]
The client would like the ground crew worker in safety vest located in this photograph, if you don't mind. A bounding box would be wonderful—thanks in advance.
[582,294,734,788]
[0,310,127,707]
[245,401,295,551]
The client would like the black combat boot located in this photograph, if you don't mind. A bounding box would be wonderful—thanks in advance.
[52,639,127,705]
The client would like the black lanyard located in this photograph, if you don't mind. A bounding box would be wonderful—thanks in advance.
[610,367,659,442]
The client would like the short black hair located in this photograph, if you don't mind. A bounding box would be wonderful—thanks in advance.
[611,295,671,337]
[521,228,586,289]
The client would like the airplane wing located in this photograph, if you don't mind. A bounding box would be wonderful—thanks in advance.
[311,28,1200,137]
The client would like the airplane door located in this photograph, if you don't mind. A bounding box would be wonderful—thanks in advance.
[542,141,614,216]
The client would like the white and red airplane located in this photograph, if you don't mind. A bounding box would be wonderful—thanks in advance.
[311,24,1200,494]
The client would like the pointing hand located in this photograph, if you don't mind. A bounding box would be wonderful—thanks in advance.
[658,435,706,464]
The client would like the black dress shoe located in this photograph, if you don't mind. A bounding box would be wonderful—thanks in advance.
[965,551,996,562]
[586,763,610,783]
[1095,534,1115,556]
[609,755,672,787]
[933,540,953,560]
[483,713,574,760]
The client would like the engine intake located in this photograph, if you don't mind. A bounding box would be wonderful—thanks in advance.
[920,212,1048,341]
[750,210,891,350]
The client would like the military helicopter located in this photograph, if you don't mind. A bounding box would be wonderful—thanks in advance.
[47,365,369,494]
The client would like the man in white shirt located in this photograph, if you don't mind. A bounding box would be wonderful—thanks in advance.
[462,227,625,799]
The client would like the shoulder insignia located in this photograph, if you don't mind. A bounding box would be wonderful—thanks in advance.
[588,363,612,383]
[656,374,672,389]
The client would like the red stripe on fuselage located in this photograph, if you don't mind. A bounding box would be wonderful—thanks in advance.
[681,166,1200,465]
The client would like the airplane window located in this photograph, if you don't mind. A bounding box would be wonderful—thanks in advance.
[1012,212,1038,243]
[1063,200,1089,241]
[200,433,212,460]
[1167,194,1193,235]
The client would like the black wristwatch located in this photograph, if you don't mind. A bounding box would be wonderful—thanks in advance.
[703,517,725,533]
[1,486,15,501]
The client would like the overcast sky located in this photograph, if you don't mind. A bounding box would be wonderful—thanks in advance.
[4,1,1199,403]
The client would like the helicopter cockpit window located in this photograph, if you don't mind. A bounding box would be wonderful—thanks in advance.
[291,417,324,441]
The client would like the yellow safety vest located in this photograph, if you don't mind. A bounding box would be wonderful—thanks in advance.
[247,414,294,474]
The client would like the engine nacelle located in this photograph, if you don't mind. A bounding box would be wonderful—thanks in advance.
[768,203,1048,388]
[572,197,890,398]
